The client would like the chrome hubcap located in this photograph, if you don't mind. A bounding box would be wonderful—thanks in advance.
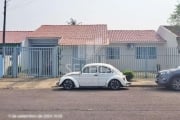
[63,80,73,89]
[110,80,120,89]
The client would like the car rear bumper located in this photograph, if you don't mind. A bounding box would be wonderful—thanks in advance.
[125,82,131,87]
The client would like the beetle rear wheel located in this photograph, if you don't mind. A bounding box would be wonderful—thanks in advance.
[109,79,121,90]
[62,79,74,90]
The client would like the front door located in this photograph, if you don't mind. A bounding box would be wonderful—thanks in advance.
[78,66,98,86]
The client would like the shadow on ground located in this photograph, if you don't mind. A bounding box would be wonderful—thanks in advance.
[143,86,180,93]
[52,87,129,92]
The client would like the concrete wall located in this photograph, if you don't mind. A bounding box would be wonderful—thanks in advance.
[105,43,165,72]
[59,43,167,73]
[157,26,178,47]
[58,45,105,74]
[21,39,29,47]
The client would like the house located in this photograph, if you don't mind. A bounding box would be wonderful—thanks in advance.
[0,24,179,78]
[0,31,32,53]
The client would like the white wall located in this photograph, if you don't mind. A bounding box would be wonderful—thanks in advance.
[21,39,29,47]
[58,46,73,74]
[105,43,165,72]
[157,26,178,47]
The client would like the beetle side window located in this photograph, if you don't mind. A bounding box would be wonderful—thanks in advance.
[99,66,112,73]
[83,67,89,73]
[83,66,97,73]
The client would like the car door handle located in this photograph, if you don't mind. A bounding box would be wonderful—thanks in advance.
[94,74,98,76]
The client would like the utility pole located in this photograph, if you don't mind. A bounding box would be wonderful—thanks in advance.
[2,0,7,47]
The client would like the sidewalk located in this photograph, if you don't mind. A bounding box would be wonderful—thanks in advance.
[0,78,58,89]
[0,78,157,89]
[130,79,157,87]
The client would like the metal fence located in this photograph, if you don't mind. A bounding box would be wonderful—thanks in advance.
[2,45,180,78]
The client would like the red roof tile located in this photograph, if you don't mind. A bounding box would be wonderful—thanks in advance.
[0,26,166,45]
[108,30,166,43]
[28,25,109,45]
[0,31,32,43]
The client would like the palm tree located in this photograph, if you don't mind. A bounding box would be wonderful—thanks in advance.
[67,18,82,25]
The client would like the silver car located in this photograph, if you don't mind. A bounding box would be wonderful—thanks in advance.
[156,66,180,90]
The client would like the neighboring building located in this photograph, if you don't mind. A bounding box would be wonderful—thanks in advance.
[0,31,32,53]
[157,26,180,70]
[157,26,180,47]
[0,31,32,77]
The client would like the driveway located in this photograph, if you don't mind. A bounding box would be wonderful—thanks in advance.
[0,78,58,89]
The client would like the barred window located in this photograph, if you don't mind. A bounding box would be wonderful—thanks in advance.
[106,47,120,59]
[136,47,157,59]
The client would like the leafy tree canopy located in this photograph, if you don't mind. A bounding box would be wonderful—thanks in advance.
[168,3,180,26]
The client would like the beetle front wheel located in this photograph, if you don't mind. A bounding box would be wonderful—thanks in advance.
[62,79,74,90]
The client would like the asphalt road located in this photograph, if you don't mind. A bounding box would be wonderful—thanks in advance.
[0,87,180,120]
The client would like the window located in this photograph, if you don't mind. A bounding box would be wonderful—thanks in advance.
[83,66,97,73]
[99,66,112,73]
[136,47,157,59]
[106,47,120,59]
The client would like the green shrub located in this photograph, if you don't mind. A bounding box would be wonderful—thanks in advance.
[123,70,134,81]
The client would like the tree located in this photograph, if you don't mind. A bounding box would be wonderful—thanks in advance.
[168,3,180,26]
[67,18,82,25]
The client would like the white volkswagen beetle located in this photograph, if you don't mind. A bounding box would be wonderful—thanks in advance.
[56,63,130,90]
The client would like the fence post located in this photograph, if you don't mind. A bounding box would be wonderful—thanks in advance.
[145,53,148,78]
[52,47,57,77]
[2,47,5,77]
[0,54,3,78]
[12,47,18,77]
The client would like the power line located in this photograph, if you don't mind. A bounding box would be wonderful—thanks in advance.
[1,0,36,15]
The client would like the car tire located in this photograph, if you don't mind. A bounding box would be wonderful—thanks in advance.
[62,79,74,90]
[109,79,121,90]
[170,77,180,91]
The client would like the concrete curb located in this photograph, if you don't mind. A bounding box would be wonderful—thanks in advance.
[130,84,157,87]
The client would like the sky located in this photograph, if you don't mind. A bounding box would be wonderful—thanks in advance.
[0,0,178,31]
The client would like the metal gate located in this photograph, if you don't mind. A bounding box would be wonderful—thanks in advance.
[3,47,57,78]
